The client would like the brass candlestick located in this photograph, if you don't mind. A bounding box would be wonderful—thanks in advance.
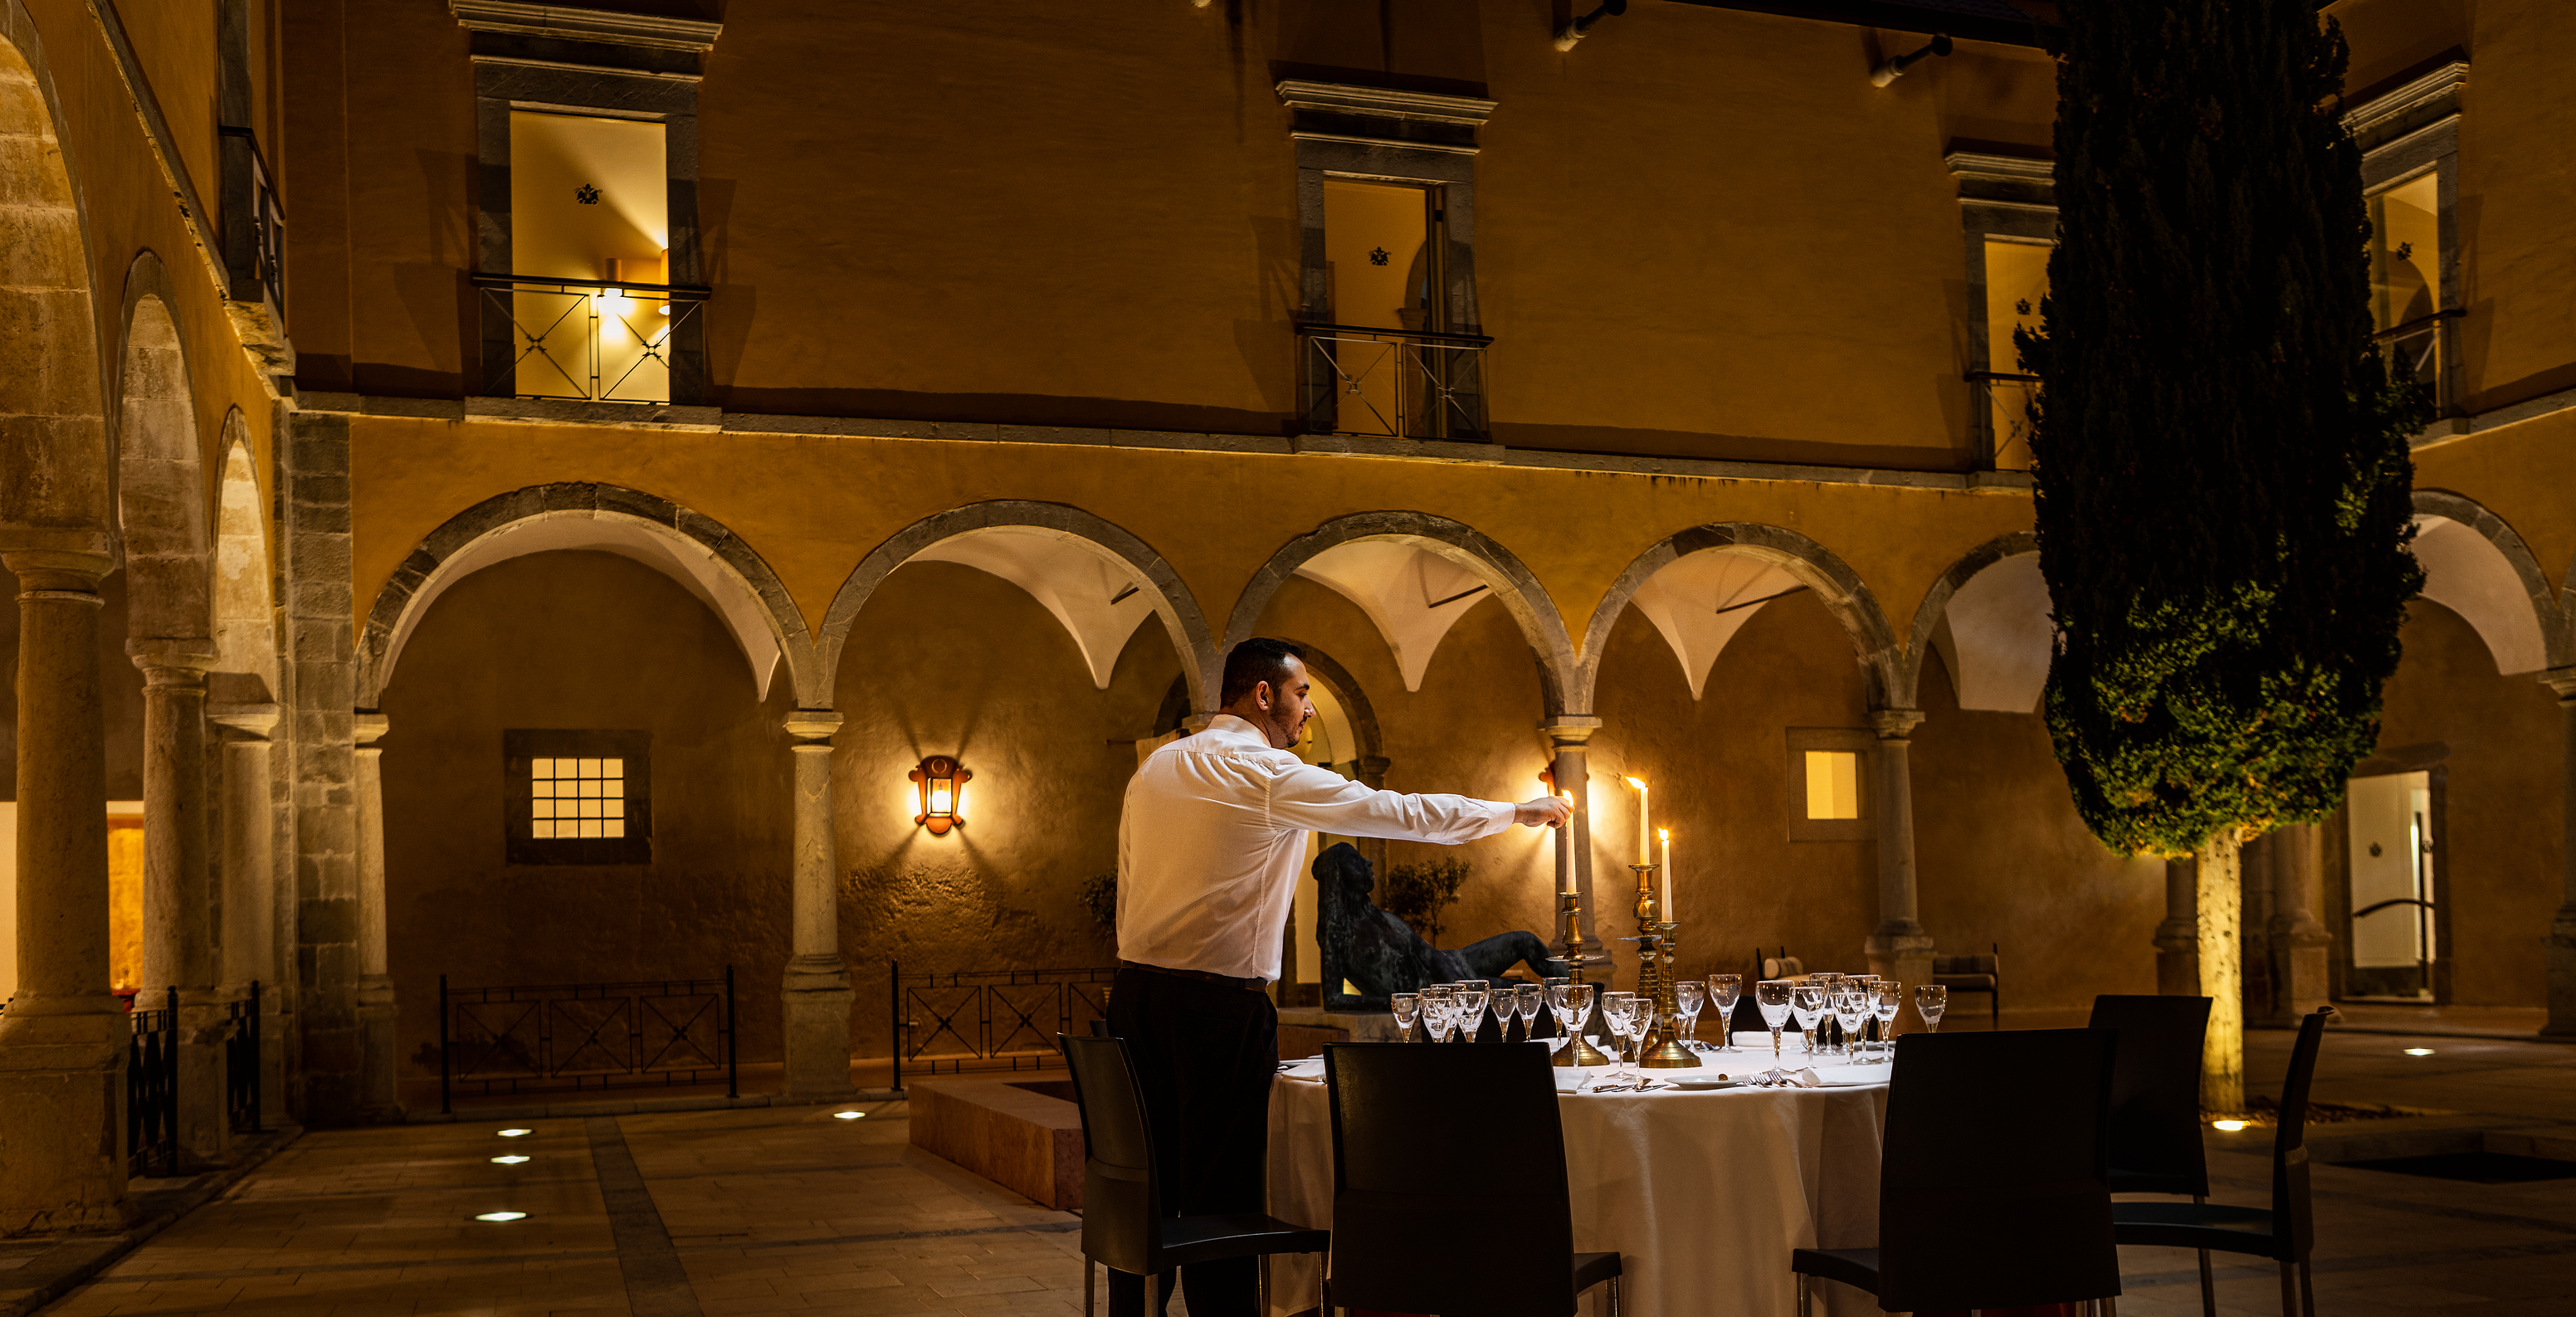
[1551,889,1613,1067]
[1625,864,1700,1070]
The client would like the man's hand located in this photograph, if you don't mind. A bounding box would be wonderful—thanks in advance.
[1515,795,1574,829]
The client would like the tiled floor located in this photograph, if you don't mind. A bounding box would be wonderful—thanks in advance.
[35,1024,2576,1316]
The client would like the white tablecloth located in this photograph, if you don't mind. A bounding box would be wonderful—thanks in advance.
[1266,1054,1891,1317]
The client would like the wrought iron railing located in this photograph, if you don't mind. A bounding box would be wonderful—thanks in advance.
[889,963,1114,1089]
[2375,306,2463,413]
[226,981,262,1134]
[1968,370,2039,471]
[128,988,178,1178]
[1299,322,1491,441]
[438,967,736,1113]
[219,127,285,318]
[473,273,709,405]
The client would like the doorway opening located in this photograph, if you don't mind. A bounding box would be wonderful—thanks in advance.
[2343,769,2440,1001]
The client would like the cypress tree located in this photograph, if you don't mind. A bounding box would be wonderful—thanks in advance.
[2019,0,2426,1112]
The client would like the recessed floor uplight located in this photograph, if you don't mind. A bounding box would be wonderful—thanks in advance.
[2212,1119,2247,1132]
[490,1154,530,1164]
[497,1129,532,1138]
[2404,1047,2436,1056]
[834,1110,865,1119]
[474,1211,528,1222]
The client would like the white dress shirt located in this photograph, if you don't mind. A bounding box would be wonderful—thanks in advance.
[1117,714,1517,982]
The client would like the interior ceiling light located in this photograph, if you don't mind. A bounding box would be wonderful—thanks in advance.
[2211,1119,2247,1132]
[474,1211,529,1222]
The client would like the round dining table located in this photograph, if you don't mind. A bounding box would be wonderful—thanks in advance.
[1266,1050,1892,1317]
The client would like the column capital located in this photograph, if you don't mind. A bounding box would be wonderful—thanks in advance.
[354,710,389,746]
[207,701,282,739]
[2544,666,2576,702]
[1869,707,1926,739]
[1539,715,1603,744]
[783,708,842,743]
[128,638,217,684]
[2,547,114,591]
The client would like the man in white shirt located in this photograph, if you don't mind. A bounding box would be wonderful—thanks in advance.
[1106,637,1569,1317]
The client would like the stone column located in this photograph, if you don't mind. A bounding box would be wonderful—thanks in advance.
[2543,671,2576,1036]
[132,639,228,1169]
[1539,718,1604,961]
[1863,709,1936,1000]
[352,713,399,1119]
[0,551,135,1232]
[211,704,285,1128]
[2267,823,2332,1023]
[783,710,856,1100]
[2155,857,2200,996]
[1354,754,1393,877]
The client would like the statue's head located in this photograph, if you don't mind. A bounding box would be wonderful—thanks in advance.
[1312,841,1374,901]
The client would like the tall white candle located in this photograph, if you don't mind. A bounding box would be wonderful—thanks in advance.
[1660,828,1673,921]
[1626,777,1650,866]
[1554,791,1573,895]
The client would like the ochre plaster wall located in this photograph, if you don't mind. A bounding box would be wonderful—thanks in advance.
[2414,408,2576,601]
[2373,599,2561,1007]
[378,551,795,1074]
[830,563,1177,1058]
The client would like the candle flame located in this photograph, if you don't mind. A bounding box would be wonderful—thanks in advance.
[1658,828,1669,841]
[1624,776,1647,790]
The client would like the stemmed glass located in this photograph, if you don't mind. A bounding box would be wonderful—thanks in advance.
[1390,993,1422,1044]
[1915,984,1948,1033]
[1598,994,1636,1076]
[1675,981,1706,1051]
[1789,981,1827,1056]
[1871,982,1902,1064]
[1453,983,1490,1043]
[1551,982,1596,1056]
[1708,974,1742,1051]
[1831,987,1867,1061]
[1516,983,1545,1042]
[1624,1002,1655,1067]
[1754,982,1793,1062]
[1422,991,1457,1042]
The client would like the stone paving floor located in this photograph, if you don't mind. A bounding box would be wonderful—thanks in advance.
[34,1023,2576,1317]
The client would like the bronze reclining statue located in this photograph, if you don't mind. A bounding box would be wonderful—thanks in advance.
[1311,841,1568,1011]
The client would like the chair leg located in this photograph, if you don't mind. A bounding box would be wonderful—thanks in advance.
[1608,1273,1622,1317]
[2278,1260,2299,1317]
[2298,1257,2315,1317]
[2197,1248,2216,1317]
[1794,1273,1809,1317]
[1256,1252,1269,1317]
[1085,1261,1093,1317]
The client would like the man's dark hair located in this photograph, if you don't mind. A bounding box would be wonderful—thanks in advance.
[1221,637,1305,707]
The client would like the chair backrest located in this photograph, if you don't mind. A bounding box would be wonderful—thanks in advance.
[2271,1009,2330,1260]
[2088,993,2213,1196]
[1058,1033,1163,1274]
[1935,954,1999,976]
[1876,1028,2119,1313]
[1325,1042,1577,1317]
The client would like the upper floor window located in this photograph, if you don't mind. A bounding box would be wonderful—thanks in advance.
[2347,60,2465,424]
[2367,172,2443,396]
[1948,151,2056,473]
[1981,237,2050,471]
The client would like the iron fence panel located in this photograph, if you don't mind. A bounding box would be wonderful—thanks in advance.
[889,963,1115,1088]
[440,967,736,1111]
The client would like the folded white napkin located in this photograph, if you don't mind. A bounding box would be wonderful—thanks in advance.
[1277,1056,1326,1080]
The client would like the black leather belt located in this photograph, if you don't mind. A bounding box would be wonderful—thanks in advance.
[1119,959,1269,993]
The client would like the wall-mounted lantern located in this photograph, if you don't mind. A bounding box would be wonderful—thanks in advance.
[911,756,971,834]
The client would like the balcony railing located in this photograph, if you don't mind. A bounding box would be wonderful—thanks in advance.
[1968,370,2039,471]
[1300,322,1491,441]
[2374,307,2463,414]
[474,273,710,405]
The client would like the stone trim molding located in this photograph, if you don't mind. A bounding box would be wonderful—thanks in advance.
[450,1,722,52]
[1225,510,1576,717]
[1275,81,1497,125]
[1898,529,2040,709]
[817,500,1221,715]
[1575,522,1900,714]
[2345,60,2466,149]
[2412,488,2570,671]
[357,481,820,707]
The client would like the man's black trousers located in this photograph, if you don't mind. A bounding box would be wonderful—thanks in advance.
[1103,966,1278,1317]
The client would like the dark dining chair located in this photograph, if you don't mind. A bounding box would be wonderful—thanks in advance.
[1324,1042,1622,1317]
[2113,1008,2332,1317]
[1792,1028,2120,1315]
[2091,994,2215,1310]
[1932,943,2003,1030]
[1057,1034,1329,1317]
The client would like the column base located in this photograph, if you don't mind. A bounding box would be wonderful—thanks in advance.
[0,1004,139,1237]
[356,978,404,1123]
[174,996,233,1171]
[2544,919,2576,1037]
[2266,923,2333,1025]
[781,981,858,1102]
[2154,919,2200,998]
[1865,930,1936,1031]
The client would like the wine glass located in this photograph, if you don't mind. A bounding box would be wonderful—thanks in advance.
[1455,983,1490,1042]
[1754,982,1793,1062]
[1562,982,1597,1056]
[1831,988,1867,1061]
[1626,1002,1656,1066]
[1871,982,1902,1064]
[1423,993,1457,1042]
[1707,974,1742,1051]
[1516,983,1544,1041]
[1598,994,1636,1076]
[1916,984,1948,1033]
[1789,982,1826,1056]
[1675,981,1706,1051]
[1390,992,1422,1043]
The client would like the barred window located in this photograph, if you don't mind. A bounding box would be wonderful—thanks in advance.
[505,730,651,864]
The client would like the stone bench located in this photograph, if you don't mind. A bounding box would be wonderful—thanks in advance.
[905,1076,1086,1210]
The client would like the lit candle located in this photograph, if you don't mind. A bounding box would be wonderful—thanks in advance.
[1660,828,1673,921]
[1626,777,1650,866]
[1554,791,1573,895]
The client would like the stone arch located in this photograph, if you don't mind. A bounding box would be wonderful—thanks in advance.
[209,414,279,700]
[1274,640,1384,772]
[2409,490,2564,675]
[0,12,112,559]
[1900,531,2048,712]
[115,264,211,644]
[1224,511,1577,714]
[820,501,1222,713]
[1575,523,1900,711]
[359,483,819,707]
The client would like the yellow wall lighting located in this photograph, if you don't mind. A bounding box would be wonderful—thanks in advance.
[911,756,972,835]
